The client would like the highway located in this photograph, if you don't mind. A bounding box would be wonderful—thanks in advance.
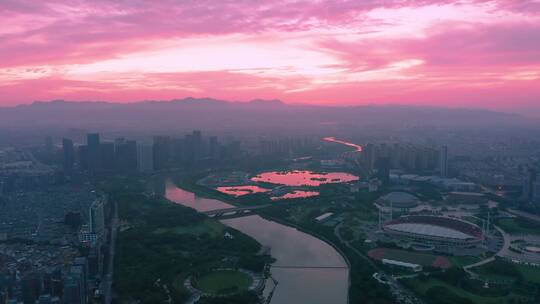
[464,225,510,277]
[103,201,119,304]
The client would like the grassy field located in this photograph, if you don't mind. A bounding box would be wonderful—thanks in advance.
[405,278,515,304]
[496,218,540,235]
[368,248,452,268]
[448,256,482,268]
[154,219,225,237]
[196,270,253,294]
[471,259,540,284]
[516,264,540,284]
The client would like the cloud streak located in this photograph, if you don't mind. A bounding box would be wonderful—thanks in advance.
[0,0,539,114]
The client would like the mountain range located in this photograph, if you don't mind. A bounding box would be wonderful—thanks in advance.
[0,98,535,134]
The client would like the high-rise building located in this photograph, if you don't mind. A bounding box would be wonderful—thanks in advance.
[78,145,88,170]
[86,133,101,172]
[72,258,88,304]
[522,168,537,202]
[137,144,154,173]
[89,198,106,238]
[363,144,376,171]
[115,139,138,173]
[193,130,203,157]
[153,136,171,170]
[439,145,448,177]
[376,157,391,185]
[62,138,75,173]
[532,180,540,204]
[87,133,100,147]
[171,138,185,164]
[100,142,115,172]
[63,274,83,304]
[209,136,219,159]
[21,273,41,304]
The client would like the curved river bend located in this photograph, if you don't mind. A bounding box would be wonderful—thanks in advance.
[165,181,348,304]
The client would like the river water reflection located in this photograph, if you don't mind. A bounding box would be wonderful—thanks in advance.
[251,170,359,187]
[164,181,348,304]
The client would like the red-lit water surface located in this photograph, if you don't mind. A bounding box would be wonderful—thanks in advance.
[216,185,271,197]
[323,137,363,152]
[251,170,359,186]
[271,190,320,200]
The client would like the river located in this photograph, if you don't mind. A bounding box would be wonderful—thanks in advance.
[165,181,349,304]
[322,137,363,152]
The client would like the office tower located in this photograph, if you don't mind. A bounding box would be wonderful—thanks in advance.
[21,273,41,304]
[137,144,154,173]
[100,142,115,172]
[192,130,203,156]
[73,258,88,304]
[70,265,86,304]
[89,198,105,238]
[522,168,537,202]
[87,249,100,279]
[124,140,138,172]
[62,138,75,172]
[439,145,448,177]
[229,140,241,159]
[416,148,431,171]
[86,133,101,172]
[78,145,88,170]
[87,133,100,147]
[0,291,6,304]
[404,147,417,171]
[363,144,376,171]
[63,274,83,304]
[209,136,219,159]
[390,143,401,168]
[376,157,391,185]
[533,180,540,204]
[171,138,185,164]
[115,139,138,173]
[153,136,171,170]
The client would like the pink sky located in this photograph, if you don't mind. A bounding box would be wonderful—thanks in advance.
[1,0,539,114]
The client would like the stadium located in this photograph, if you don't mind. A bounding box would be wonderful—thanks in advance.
[375,192,419,211]
[382,215,484,251]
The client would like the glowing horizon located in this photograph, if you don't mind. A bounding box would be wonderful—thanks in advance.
[1,0,539,114]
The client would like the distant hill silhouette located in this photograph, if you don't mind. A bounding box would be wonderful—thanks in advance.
[0,98,535,133]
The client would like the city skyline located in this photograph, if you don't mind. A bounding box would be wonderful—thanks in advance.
[1,0,540,115]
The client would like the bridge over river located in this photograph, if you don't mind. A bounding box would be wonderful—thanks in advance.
[203,204,272,219]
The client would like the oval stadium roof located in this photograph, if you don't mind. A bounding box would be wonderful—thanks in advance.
[378,192,419,208]
[385,223,473,240]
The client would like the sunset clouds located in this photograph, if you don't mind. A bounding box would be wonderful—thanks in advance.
[1,0,539,113]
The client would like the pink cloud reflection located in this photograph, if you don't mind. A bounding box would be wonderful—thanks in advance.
[0,0,539,115]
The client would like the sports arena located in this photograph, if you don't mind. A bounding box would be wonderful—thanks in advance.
[382,215,484,251]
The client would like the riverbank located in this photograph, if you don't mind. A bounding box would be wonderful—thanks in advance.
[257,214,352,304]
[173,176,392,304]
[110,178,271,304]
[167,179,349,304]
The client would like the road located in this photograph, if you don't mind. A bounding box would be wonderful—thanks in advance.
[334,222,423,304]
[464,224,510,277]
[507,209,540,223]
[103,201,119,304]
